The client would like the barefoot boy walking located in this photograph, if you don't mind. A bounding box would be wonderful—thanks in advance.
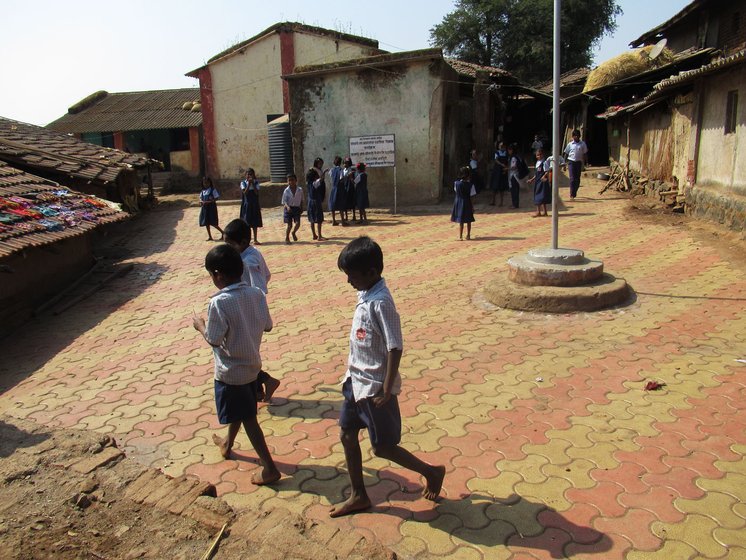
[193,244,280,485]
[331,236,445,517]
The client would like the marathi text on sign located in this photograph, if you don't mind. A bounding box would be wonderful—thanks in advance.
[349,134,395,168]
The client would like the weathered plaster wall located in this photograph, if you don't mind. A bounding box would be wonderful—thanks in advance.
[293,33,377,66]
[696,67,746,192]
[289,59,446,206]
[210,34,283,180]
[207,32,377,181]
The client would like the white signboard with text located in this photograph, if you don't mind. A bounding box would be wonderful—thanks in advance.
[349,134,395,168]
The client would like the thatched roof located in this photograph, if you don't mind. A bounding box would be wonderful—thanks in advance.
[584,46,675,92]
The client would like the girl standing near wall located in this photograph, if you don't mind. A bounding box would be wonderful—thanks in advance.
[199,177,224,241]
[239,168,263,244]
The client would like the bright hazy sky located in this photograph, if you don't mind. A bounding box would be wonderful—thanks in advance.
[2,0,691,126]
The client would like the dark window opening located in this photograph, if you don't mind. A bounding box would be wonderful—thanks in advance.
[725,90,738,134]
[733,12,741,36]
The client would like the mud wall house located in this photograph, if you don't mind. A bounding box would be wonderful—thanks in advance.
[0,117,153,212]
[186,22,381,183]
[0,161,127,336]
[47,89,203,176]
[285,49,527,205]
[600,0,746,230]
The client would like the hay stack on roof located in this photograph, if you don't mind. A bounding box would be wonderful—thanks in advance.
[584,45,674,92]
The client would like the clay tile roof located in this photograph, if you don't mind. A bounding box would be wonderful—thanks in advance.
[47,89,202,133]
[445,58,514,80]
[0,161,127,259]
[0,117,152,184]
[533,67,591,93]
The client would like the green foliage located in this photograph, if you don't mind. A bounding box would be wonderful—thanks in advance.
[429,0,622,84]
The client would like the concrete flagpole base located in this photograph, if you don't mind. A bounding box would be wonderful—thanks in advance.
[485,248,631,313]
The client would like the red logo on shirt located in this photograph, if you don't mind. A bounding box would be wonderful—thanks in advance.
[356,328,366,341]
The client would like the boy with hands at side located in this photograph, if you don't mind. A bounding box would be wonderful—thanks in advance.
[330,236,445,517]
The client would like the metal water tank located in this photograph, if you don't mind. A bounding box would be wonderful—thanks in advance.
[267,115,293,183]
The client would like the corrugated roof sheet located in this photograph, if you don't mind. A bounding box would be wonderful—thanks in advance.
[630,0,702,47]
[47,89,202,133]
[0,161,127,259]
[596,49,746,119]
[0,117,151,184]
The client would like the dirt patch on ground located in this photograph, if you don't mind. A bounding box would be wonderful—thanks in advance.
[0,416,393,560]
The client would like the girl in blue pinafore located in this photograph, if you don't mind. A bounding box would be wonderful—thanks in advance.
[529,148,551,217]
[451,166,476,240]
[239,167,263,244]
[306,157,327,241]
[354,162,369,223]
[199,177,224,241]
[328,156,344,226]
[342,156,356,224]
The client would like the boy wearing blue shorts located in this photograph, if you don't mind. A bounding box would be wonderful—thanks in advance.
[330,236,445,517]
[192,244,280,485]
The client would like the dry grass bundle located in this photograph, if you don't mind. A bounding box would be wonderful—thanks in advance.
[584,45,674,92]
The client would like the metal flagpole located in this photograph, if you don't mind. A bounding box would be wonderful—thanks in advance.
[551,0,561,249]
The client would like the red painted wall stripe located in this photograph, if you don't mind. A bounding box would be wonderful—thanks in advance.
[279,31,295,113]
[197,68,218,178]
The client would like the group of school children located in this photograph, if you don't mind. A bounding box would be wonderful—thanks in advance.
[450,131,588,236]
[198,156,370,246]
[192,229,445,517]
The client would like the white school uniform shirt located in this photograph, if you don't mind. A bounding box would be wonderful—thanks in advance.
[509,156,519,182]
[240,246,271,294]
[204,282,272,385]
[344,278,403,402]
[281,185,303,207]
[564,140,588,162]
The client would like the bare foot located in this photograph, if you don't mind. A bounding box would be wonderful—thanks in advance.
[422,465,446,501]
[466,235,471,240]
[329,494,372,518]
[212,434,231,459]
[263,377,281,403]
[285,239,291,245]
[251,466,281,486]
[312,234,318,240]
[318,236,327,241]
[253,240,261,245]
[292,232,298,241]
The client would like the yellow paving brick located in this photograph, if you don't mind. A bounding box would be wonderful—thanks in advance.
[402,513,459,555]
[675,493,743,529]
[567,441,622,470]
[651,515,727,558]
[626,538,698,559]
[514,477,572,511]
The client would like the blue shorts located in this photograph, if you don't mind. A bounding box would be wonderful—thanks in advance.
[283,206,301,224]
[339,378,401,447]
[214,379,258,425]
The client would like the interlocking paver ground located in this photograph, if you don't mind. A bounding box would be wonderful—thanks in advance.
[1,181,745,559]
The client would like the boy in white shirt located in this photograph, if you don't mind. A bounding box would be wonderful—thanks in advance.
[330,236,445,517]
[282,173,303,244]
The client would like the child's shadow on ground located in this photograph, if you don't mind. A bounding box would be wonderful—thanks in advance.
[234,456,613,559]
[470,236,526,241]
[266,397,340,420]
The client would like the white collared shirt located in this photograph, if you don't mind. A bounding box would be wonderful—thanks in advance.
[240,246,271,294]
[282,185,303,207]
[344,278,403,401]
[564,140,588,162]
[204,282,272,385]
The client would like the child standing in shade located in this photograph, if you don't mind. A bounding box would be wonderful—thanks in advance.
[528,148,551,217]
[489,141,509,207]
[342,157,356,224]
[306,157,327,241]
[328,156,344,226]
[451,166,476,240]
[223,219,280,402]
[282,173,303,244]
[330,236,445,517]
[192,244,280,485]
[239,168,263,245]
[199,177,224,241]
[354,162,369,223]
